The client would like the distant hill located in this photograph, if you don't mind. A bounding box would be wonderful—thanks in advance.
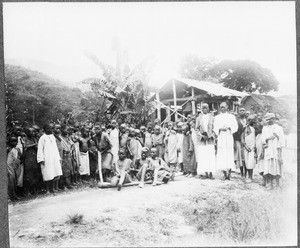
[5,58,103,88]
[5,64,84,127]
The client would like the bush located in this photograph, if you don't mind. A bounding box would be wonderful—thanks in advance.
[66,213,84,225]
[178,191,284,244]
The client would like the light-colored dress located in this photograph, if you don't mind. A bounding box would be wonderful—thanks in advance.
[261,124,284,176]
[109,128,119,164]
[213,112,238,171]
[176,133,184,164]
[243,126,256,170]
[164,130,178,164]
[195,113,216,174]
[37,134,62,181]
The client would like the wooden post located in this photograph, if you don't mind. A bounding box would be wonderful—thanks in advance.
[172,79,177,122]
[156,92,161,121]
[166,103,171,122]
[191,87,196,115]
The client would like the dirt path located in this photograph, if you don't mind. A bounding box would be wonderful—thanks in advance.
[9,172,297,247]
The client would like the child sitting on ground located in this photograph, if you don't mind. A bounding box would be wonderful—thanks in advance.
[111,148,133,191]
[148,147,171,186]
[134,147,152,188]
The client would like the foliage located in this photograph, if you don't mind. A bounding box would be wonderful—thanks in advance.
[178,56,279,94]
[82,52,156,125]
[178,54,219,82]
[66,213,84,225]
[179,191,285,245]
[5,65,83,128]
[210,60,279,93]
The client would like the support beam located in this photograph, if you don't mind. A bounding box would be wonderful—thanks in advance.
[191,87,196,115]
[156,92,161,121]
[172,79,177,122]
[166,104,171,122]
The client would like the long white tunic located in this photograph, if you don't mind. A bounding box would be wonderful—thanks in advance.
[196,114,216,174]
[109,128,119,164]
[214,112,238,171]
[37,134,62,181]
[244,126,256,170]
[165,130,178,164]
[176,133,184,164]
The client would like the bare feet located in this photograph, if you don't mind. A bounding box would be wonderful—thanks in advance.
[117,184,122,191]
[138,183,144,188]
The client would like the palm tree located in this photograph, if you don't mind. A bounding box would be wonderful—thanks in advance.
[82,51,156,124]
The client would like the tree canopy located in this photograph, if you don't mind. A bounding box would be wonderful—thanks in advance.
[209,60,279,93]
[178,55,279,94]
[5,65,83,128]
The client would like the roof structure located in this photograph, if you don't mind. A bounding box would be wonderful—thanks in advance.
[149,77,248,102]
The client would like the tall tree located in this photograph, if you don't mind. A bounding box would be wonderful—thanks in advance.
[178,55,219,82]
[210,60,279,93]
[82,51,156,124]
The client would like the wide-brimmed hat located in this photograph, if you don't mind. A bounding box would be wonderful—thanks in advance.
[264,113,275,121]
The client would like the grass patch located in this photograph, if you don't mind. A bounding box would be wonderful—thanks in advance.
[177,191,286,244]
[66,213,84,225]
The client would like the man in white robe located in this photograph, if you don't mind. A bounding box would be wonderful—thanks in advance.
[37,124,62,194]
[195,103,216,179]
[214,102,238,180]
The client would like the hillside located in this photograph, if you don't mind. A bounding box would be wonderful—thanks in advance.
[5,64,84,127]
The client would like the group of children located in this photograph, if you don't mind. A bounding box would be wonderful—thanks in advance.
[6,107,288,200]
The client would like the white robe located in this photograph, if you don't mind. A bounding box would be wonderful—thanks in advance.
[109,128,119,164]
[214,112,238,171]
[165,130,178,164]
[261,124,284,176]
[37,134,62,181]
[176,133,184,164]
[244,126,256,170]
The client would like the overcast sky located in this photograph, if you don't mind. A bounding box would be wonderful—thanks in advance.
[3,1,296,95]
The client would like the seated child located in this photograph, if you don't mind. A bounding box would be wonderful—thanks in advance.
[134,147,152,188]
[111,148,133,191]
[148,147,171,186]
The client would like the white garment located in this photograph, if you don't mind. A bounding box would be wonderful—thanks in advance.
[78,151,90,175]
[165,130,178,164]
[109,128,119,164]
[196,144,216,174]
[261,124,284,160]
[37,134,62,181]
[202,114,209,132]
[214,112,238,171]
[176,133,184,164]
[244,126,256,170]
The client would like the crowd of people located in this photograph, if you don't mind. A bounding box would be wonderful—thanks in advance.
[6,101,288,201]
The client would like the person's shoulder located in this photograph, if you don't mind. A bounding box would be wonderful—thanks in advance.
[125,158,132,163]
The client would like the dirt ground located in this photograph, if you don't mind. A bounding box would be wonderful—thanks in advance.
[8,166,297,248]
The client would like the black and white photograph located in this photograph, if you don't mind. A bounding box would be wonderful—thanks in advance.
[1,1,297,247]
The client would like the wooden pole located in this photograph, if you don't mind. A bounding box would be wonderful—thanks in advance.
[172,79,177,122]
[156,92,161,121]
[191,87,196,115]
[166,103,171,122]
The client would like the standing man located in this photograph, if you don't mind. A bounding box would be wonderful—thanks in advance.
[195,103,216,179]
[214,102,238,180]
[109,120,119,165]
[93,123,113,181]
[234,107,247,177]
[37,124,62,194]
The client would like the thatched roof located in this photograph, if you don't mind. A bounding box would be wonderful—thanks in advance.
[241,93,292,118]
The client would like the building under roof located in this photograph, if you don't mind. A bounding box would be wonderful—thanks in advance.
[149,77,248,122]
